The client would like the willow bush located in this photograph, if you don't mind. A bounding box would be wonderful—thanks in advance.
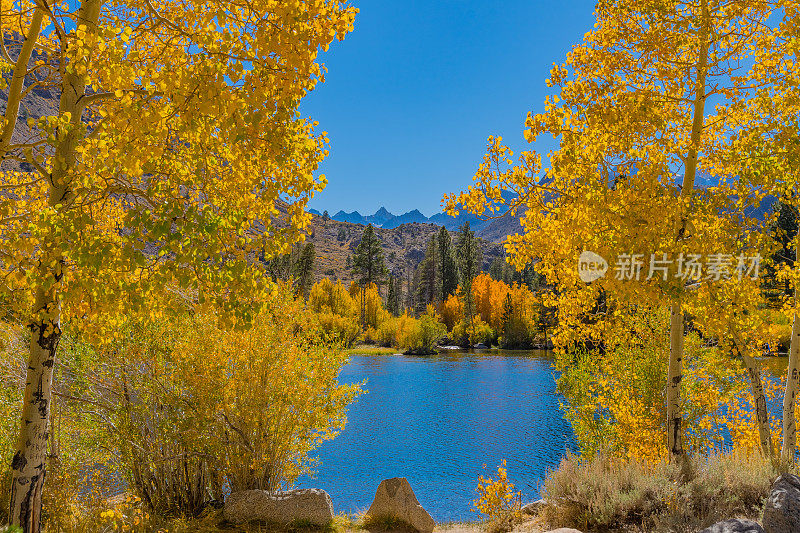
[108,284,362,516]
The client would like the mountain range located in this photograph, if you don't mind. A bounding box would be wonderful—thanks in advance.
[309,190,523,239]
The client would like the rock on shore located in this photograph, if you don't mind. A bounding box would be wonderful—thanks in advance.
[699,518,764,533]
[365,477,435,533]
[223,488,334,526]
[763,473,800,533]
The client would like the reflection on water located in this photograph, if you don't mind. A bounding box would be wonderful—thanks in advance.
[758,356,789,424]
[758,356,789,379]
[296,351,575,522]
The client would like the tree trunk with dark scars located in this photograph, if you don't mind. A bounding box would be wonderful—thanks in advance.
[732,330,774,458]
[667,303,686,463]
[745,361,774,459]
[9,277,62,532]
[8,1,101,529]
[666,0,709,467]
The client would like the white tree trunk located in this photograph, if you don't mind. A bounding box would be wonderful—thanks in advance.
[666,0,709,464]
[782,233,800,462]
[8,2,101,529]
[667,303,686,461]
[9,283,61,532]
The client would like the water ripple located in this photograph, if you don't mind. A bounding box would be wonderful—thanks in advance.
[296,351,576,522]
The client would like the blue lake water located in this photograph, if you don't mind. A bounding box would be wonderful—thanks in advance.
[296,351,575,522]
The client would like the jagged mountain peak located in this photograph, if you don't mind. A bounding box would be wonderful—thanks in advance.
[315,192,522,241]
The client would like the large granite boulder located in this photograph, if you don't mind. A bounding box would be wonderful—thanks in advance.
[365,477,435,533]
[763,474,800,533]
[699,519,765,533]
[223,488,334,526]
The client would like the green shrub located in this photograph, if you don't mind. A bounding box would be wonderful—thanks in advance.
[452,317,495,347]
[473,321,496,347]
[398,307,446,354]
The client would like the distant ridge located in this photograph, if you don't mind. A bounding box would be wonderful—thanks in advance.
[332,210,366,225]
[311,190,522,241]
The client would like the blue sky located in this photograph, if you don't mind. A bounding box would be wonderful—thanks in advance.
[301,1,597,217]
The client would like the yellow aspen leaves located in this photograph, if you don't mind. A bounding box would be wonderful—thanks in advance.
[445,0,795,460]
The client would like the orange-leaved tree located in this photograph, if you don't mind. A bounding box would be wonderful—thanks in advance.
[0,1,356,530]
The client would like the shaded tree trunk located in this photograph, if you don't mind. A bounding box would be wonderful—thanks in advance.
[744,355,774,458]
[731,330,774,458]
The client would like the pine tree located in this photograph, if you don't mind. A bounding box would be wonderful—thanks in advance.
[294,242,316,299]
[415,236,439,314]
[489,257,504,282]
[406,264,416,313]
[765,201,798,299]
[351,224,388,326]
[455,222,482,341]
[322,210,330,222]
[438,226,459,301]
[387,274,401,316]
[267,246,298,282]
[397,276,406,314]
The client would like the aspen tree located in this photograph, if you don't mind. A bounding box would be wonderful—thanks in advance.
[0,1,357,529]
[446,0,781,462]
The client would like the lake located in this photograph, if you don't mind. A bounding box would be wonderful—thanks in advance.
[296,350,575,522]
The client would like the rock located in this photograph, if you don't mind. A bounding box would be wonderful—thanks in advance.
[699,519,764,533]
[473,343,489,349]
[521,499,546,515]
[365,477,435,533]
[223,488,333,526]
[104,493,131,507]
[543,529,584,533]
[403,349,438,356]
[763,473,800,533]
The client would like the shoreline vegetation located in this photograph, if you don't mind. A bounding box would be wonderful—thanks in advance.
[23,448,782,533]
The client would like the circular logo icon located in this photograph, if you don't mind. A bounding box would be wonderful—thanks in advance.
[578,251,608,282]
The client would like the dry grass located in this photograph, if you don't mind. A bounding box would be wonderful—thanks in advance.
[539,449,787,533]
[360,513,419,532]
[346,345,401,356]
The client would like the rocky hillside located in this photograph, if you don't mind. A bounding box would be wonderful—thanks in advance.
[304,213,505,287]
